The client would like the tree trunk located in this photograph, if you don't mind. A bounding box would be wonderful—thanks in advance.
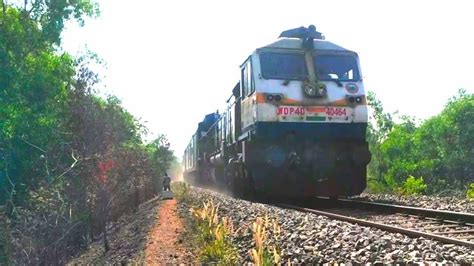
[98,188,109,252]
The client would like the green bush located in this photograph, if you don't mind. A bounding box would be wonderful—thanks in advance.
[172,182,190,202]
[366,90,473,194]
[367,179,391,194]
[398,175,427,195]
[467,184,474,199]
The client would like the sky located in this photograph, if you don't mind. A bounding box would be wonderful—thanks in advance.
[62,0,474,156]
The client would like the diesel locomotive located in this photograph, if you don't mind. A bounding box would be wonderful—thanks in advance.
[183,25,371,198]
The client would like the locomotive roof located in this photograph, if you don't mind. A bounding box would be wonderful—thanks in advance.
[259,38,352,52]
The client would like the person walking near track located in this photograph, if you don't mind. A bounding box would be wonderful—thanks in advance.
[163,172,171,191]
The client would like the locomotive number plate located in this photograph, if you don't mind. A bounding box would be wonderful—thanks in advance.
[276,106,352,122]
[325,107,349,117]
[276,106,305,115]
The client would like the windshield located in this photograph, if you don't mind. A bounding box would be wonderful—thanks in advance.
[314,54,360,81]
[260,52,307,80]
[259,52,360,82]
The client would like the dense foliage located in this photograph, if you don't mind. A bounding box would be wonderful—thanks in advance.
[467,184,474,199]
[0,2,175,264]
[367,90,474,195]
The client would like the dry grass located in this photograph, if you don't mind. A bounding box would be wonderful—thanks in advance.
[190,199,238,264]
[250,214,282,266]
[185,190,286,265]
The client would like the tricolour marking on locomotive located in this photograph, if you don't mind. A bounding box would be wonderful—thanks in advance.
[274,105,353,123]
[183,25,371,199]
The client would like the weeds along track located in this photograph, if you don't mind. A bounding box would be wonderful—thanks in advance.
[276,199,474,249]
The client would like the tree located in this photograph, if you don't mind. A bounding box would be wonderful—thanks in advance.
[366,89,473,194]
[366,91,395,191]
[414,90,474,192]
[1,2,180,263]
[2,0,99,44]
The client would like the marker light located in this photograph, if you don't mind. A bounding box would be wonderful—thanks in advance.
[345,83,359,94]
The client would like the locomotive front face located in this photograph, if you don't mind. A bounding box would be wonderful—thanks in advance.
[239,38,371,197]
[251,40,367,125]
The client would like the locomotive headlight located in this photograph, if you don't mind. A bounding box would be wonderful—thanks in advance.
[318,86,327,95]
[303,81,326,97]
[303,83,317,97]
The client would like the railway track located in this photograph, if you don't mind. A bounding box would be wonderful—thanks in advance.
[277,198,474,249]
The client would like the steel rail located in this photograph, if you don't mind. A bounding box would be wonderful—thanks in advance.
[277,203,474,248]
[336,199,474,224]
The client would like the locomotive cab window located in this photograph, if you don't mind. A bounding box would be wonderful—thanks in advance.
[314,54,360,81]
[241,61,254,97]
[259,52,307,80]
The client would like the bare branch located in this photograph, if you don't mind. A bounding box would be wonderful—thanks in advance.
[70,150,79,168]
[53,152,98,181]
[54,152,81,180]
[21,136,47,153]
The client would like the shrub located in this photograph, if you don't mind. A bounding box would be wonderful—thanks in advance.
[172,182,190,202]
[467,184,474,199]
[398,175,427,195]
[367,179,391,194]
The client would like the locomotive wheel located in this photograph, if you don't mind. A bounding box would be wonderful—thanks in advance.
[225,161,246,199]
[212,166,226,190]
[223,160,256,200]
[224,162,239,196]
[241,167,256,200]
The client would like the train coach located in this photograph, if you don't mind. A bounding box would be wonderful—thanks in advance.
[183,25,371,199]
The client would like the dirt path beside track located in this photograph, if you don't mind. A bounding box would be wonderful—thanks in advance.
[145,199,195,265]
[67,197,196,265]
